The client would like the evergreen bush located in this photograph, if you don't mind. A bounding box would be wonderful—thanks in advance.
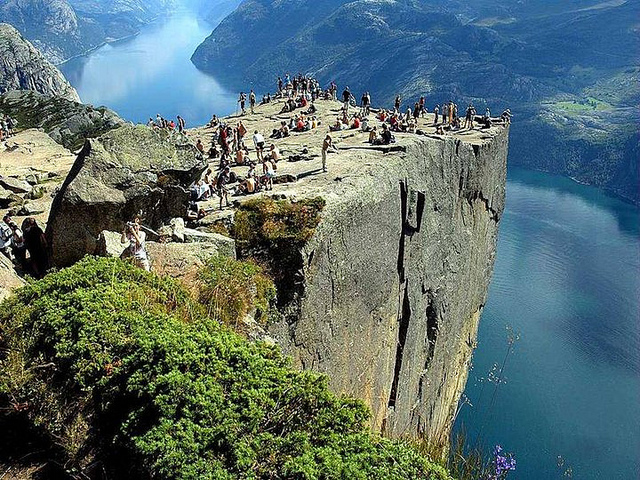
[0,257,452,479]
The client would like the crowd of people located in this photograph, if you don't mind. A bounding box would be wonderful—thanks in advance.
[146,113,187,134]
[183,72,512,216]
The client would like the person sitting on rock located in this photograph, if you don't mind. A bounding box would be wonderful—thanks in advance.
[351,115,361,129]
[374,124,392,145]
[369,126,378,144]
[0,217,12,259]
[208,142,219,159]
[7,219,26,270]
[121,216,150,272]
[196,139,205,155]
[501,109,512,124]
[295,116,306,132]
[208,114,219,127]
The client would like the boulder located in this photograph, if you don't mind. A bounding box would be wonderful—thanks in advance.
[0,185,13,207]
[145,237,236,289]
[0,176,32,194]
[0,252,25,300]
[95,230,128,258]
[46,125,208,267]
[170,217,185,243]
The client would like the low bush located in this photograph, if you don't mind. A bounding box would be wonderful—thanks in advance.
[0,257,452,479]
[234,197,326,248]
[198,255,276,326]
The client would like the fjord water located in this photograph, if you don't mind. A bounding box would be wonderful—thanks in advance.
[58,10,640,478]
[60,11,237,127]
[454,168,640,479]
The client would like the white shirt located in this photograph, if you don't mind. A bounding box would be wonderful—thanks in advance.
[127,230,147,260]
[253,133,265,146]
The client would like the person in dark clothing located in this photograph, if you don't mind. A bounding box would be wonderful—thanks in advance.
[342,87,351,112]
[21,217,49,278]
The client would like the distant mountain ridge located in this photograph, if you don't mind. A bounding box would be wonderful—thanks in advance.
[0,0,178,64]
[192,0,639,203]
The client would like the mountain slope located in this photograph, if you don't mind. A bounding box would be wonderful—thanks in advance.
[0,0,178,64]
[0,23,80,102]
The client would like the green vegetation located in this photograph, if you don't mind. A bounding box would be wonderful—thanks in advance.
[0,257,452,479]
[552,96,613,113]
[234,197,326,248]
[198,255,276,327]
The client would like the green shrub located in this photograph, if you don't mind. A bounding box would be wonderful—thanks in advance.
[0,257,452,479]
[198,255,276,327]
[234,197,326,247]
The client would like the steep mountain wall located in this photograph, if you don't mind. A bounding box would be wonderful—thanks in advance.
[268,127,508,446]
[0,0,177,64]
[0,23,80,102]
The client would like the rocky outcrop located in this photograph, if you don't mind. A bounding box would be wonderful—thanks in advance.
[0,251,25,300]
[0,90,124,150]
[46,125,207,267]
[265,126,508,447]
[0,23,80,102]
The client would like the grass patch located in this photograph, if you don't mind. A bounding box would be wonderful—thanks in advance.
[234,197,326,248]
[198,255,276,327]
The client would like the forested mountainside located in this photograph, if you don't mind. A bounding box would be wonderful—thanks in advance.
[193,0,639,203]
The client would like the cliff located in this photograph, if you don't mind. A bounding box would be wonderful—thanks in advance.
[274,129,507,445]
[36,96,507,452]
[189,99,508,446]
[0,23,80,102]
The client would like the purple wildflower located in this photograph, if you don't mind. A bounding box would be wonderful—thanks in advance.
[489,445,516,479]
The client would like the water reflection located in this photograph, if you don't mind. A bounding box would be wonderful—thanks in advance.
[60,11,237,126]
[455,168,640,479]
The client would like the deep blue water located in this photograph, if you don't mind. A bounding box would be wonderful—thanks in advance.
[57,10,640,479]
[60,11,238,127]
[455,168,640,479]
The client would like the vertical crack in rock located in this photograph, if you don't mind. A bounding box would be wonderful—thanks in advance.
[466,191,501,222]
[425,298,439,371]
[397,180,408,282]
[389,282,411,409]
[389,180,411,409]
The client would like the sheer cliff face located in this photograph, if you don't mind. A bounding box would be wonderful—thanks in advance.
[0,23,80,102]
[270,129,508,446]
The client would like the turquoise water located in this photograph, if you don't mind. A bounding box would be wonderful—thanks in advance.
[60,11,238,127]
[455,168,640,479]
[58,10,640,478]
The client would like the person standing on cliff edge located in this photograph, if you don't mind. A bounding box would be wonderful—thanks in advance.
[322,134,337,173]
